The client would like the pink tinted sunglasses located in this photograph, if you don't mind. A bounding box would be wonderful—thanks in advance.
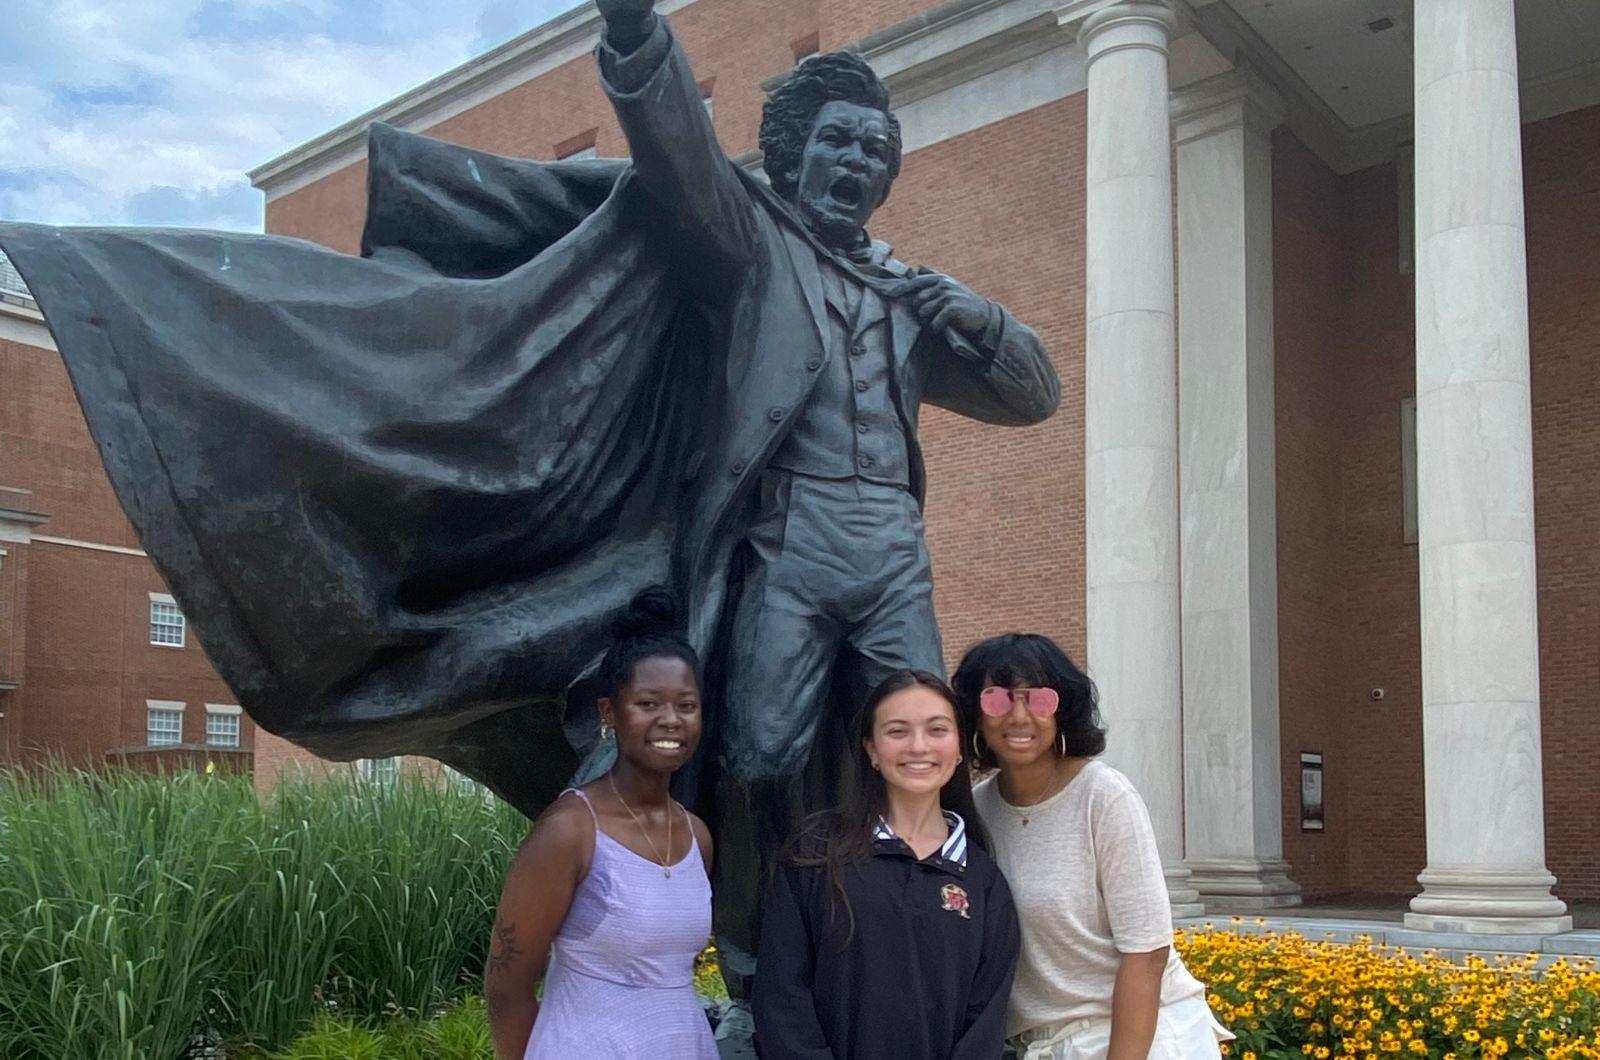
[979,686,1060,718]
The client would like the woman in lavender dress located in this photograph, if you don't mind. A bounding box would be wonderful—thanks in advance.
[484,587,718,1060]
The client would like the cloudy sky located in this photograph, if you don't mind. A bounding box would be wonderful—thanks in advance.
[1,0,587,233]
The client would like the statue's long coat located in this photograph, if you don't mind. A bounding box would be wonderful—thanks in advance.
[0,49,1055,814]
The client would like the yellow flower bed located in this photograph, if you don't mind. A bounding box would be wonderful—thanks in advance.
[1178,922,1600,1060]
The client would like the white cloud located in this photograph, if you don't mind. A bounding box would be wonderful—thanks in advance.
[0,0,586,232]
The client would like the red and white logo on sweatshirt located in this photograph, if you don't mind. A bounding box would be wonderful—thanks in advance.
[939,883,971,919]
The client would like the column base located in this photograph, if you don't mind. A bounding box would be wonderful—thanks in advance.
[1185,857,1302,911]
[1405,866,1572,935]
[1165,864,1206,918]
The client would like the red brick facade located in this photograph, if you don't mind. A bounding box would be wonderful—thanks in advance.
[1524,106,1600,902]
[4,0,1595,900]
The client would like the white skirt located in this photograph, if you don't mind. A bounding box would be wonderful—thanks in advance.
[1010,995,1233,1060]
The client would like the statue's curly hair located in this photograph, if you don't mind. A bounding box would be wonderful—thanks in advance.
[760,51,902,204]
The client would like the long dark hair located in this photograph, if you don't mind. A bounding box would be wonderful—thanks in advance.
[785,670,990,943]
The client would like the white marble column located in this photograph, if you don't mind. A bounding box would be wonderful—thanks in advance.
[1172,69,1300,911]
[1405,0,1569,935]
[1079,0,1201,917]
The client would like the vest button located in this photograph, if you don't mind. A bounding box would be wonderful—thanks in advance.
[806,359,822,371]
[768,407,785,422]
[731,461,746,475]
[857,424,869,434]
[851,343,865,357]
[854,380,869,392]
[859,455,873,468]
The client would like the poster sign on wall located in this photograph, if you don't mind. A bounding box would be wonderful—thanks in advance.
[1301,752,1324,832]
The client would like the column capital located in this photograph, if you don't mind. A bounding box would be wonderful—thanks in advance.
[1069,1,1177,64]
[1170,65,1284,145]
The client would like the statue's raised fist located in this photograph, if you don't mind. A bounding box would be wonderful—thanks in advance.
[596,0,656,24]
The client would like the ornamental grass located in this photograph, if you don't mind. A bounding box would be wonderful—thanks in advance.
[1180,922,1600,1059]
[0,763,526,1060]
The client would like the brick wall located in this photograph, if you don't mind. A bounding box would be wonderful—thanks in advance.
[0,336,136,547]
[820,0,935,50]
[871,96,1090,670]
[0,536,28,761]
[0,328,262,769]
[0,537,26,688]
[1525,104,1600,902]
[1272,130,1352,897]
[1327,157,1429,897]
[253,728,336,795]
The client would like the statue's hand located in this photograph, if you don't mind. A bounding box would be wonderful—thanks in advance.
[596,0,656,27]
[894,269,992,338]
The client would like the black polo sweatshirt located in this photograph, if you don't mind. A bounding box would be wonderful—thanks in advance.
[752,815,1021,1060]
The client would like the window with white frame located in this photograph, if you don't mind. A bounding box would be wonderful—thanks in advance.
[147,700,184,746]
[149,594,186,647]
[205,704,241,748]
[358,756,399,786]
[562,145,597,161]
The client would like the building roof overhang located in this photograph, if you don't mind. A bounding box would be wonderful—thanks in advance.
[251,0,1600,201]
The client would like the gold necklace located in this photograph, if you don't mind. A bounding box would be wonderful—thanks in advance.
[608,772,674,878]
[1005,759,1081,827]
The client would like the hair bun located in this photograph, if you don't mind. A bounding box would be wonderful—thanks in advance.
[611,585,679,641]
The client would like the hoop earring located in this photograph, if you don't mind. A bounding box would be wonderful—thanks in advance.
[1057,731,1067,756]
[971,731,984,763]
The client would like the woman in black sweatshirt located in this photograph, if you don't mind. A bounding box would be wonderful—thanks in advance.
[753,669,1021,1059]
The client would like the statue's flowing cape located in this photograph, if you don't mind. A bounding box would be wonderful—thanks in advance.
[0,125,708,811]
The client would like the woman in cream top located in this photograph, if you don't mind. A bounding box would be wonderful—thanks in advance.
[954,633,1231,1060]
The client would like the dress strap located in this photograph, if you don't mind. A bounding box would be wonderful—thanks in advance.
[561,786,599,825]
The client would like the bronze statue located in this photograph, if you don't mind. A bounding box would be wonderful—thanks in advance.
[0,0,1058,1012]
[589,0,1059,992]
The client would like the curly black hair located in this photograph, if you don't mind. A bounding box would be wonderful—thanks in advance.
[760,51,902,203]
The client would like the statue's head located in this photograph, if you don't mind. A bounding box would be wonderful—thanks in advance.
[760,51,902,247]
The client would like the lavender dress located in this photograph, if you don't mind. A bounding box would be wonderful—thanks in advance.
[524,788,718,1059]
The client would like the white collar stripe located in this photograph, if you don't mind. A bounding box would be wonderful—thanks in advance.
[873,811,968,868]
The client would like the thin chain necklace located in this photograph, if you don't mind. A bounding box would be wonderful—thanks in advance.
[1003,759,1083,827]
[608,771,674,878]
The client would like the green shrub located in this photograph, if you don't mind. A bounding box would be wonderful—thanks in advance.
[0,762,527,1058]
[268,997,492,1060]
[270,1016,389,1060]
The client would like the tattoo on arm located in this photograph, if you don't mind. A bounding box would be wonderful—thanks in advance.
[487,917,521,979]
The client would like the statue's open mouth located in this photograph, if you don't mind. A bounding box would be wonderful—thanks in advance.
[828,176,864,207]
